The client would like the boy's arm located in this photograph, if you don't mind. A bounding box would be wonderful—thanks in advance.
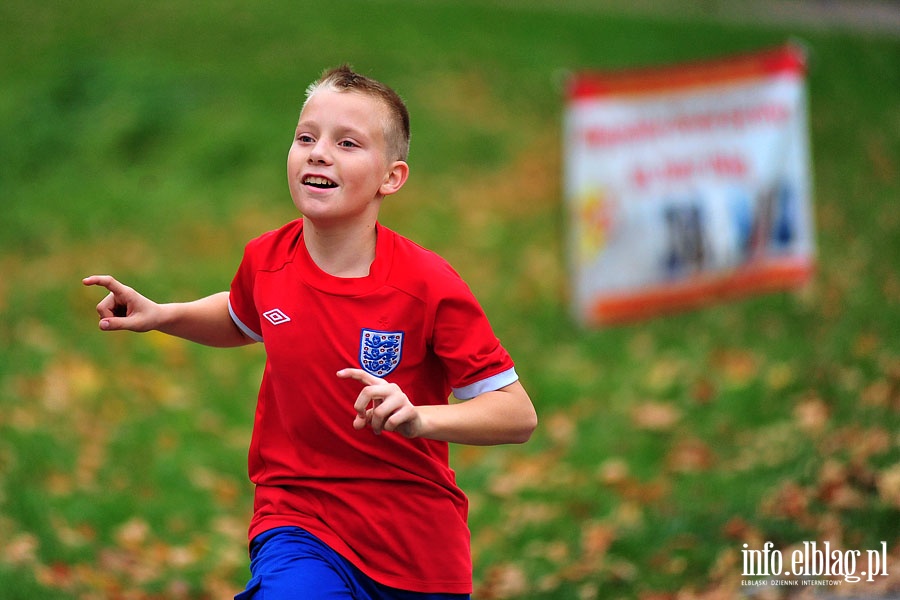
[338,369,537,445]
[416,381,536,445]
[82,275,253,348]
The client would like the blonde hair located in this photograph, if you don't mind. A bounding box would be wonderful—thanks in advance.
[304,65,410,162]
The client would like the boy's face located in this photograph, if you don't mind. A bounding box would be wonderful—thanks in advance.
[287,88,407,226]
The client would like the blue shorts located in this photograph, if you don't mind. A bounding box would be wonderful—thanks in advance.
[234,526,471,600]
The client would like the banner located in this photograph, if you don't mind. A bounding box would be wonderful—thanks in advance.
[564,44,815,326]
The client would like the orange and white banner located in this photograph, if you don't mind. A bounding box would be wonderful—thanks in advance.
[564,44,815,326]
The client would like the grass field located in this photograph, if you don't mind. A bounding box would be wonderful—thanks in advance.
[1,1,899,598]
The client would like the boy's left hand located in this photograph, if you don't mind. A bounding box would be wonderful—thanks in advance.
[337,368,422,438]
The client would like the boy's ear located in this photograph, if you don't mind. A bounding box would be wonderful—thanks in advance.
[380,161,409,197]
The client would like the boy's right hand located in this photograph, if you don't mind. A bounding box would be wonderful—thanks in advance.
[82,275,159,332]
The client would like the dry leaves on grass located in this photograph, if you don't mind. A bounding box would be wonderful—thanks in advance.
[0,333,255,598]
[3,513,250,599]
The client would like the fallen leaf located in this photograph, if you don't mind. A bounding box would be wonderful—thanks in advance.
[504,502,561,530]
[816,460,866,509]
[876,463,900,508]
[3,533,38,565]
[761,481,812,525]
[631,402,681,431]
[691,377,716,404]
[114,517,151,550]
[581,521,616,560]
[525,539,569,565]
[720,517,762,543]
[597,457,630,486]
[711,349,759,388]
[666,438,714,472]
[861,379,892,408]
[793,396,830,433]
[646,357,684,391]
[476,562,529,600]
[487,454,566,497]
[544,411,577,448]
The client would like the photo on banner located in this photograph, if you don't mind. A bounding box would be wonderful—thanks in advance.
[563,43,816,326]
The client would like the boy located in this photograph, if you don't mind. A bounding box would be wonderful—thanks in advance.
[83,65,537,599]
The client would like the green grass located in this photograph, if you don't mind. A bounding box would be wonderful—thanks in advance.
[1,1,898,598]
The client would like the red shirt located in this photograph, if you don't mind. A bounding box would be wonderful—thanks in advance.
[228,219,517,593]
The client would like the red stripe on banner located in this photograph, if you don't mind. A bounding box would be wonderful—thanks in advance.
[588,257,815,325]
[568,43,806,99]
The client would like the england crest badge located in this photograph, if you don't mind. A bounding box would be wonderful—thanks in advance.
[359,329,404,377]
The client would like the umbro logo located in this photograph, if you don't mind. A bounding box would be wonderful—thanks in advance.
[262,308,291,326]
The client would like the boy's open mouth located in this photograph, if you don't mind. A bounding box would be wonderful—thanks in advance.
[303,176,338,189]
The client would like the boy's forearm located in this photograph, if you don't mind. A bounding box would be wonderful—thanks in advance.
[417,381,537,446]
[157,292,252,348]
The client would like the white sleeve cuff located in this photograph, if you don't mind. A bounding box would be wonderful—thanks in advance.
[228,298,263,343]
[451,367,519,400]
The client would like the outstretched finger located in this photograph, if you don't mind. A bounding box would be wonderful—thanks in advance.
[82,275,127,295]
[336,368,385,387]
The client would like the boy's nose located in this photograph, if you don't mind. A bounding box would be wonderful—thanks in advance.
[308,141,331,164]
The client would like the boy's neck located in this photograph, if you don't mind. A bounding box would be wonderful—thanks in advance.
[302,219,378,278]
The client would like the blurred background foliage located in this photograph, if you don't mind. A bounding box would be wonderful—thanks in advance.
[1,1,898,598]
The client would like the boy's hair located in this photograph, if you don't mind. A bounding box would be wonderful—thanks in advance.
[304,65,411,162]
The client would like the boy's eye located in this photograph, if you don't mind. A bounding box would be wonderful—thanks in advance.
[297,134,314,143]
[338,140,358,148]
